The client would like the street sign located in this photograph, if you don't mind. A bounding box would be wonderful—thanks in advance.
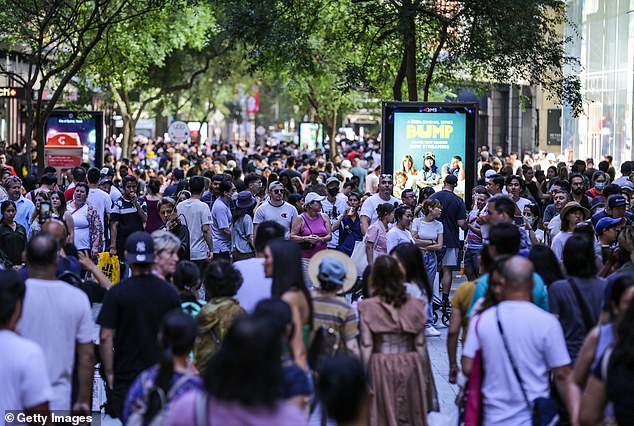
[168,121,190,143]
[247,93,260,114]
[0,87,24,98]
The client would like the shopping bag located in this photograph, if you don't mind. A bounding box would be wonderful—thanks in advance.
[350,240,368,276]
[98,252,121,284]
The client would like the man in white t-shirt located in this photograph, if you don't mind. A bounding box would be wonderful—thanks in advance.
[177,176,213,273]
[253,181,298,239]
[365,164,381,194]
[210,180,235,261]
[461,256,579,426]
[17,233,95,413]
[234,221,285,312]
[87,167,112,247]
[321,177,349,248]
[360,173,399,234]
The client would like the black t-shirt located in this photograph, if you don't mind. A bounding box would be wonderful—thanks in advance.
[430,189,467,248]
[110,197,146,255]
[97,274,180,379]
[593,352,634,425]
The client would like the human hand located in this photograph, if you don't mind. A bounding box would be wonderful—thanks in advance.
[207,250,214,261]
[109,246,117,257]
[78,251,96,271]
[72,400,91,417]
[449,365,459,384]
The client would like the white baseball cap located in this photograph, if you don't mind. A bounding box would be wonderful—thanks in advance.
[305,192,325,205]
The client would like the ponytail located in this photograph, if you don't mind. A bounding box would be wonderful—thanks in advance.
[143,347,175,426]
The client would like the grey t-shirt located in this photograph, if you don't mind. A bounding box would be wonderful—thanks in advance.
[253,201,297,238]
[232,214,254,254]
[177,198,212,261]
[549,276,607,362]
[211,198,232,253]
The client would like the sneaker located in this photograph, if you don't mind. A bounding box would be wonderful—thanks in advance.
[425,324,441,337]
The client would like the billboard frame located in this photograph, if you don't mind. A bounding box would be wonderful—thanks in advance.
[45,109,105,168]
[381,101,478,208]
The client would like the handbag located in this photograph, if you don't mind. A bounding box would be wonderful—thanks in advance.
[350,240,368,276]
[495,307,559,426]
[298,213,317,249]
[462,314,484,426]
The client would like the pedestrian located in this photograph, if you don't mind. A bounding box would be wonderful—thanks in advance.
[17,233,95,412]
[165,315,308,426]
[151,230,181,281]
[412,198,444,292]
[0,200,27,268]
[385,204,415,253]
[364,202,394,266]
[158,197,190,260]
[122,310,202,424]
[528,244,564,287]
[290,192,332,286]
[265,239,313,370]
[308,250,360,357]
[333,192,363,256]
[253,181,298,238]
[359,255,431,426]
[194,259,246,374]
[98,231,180,419]
[551,201,591,262]
[68,182,103,262]
[231,190,256,262]
[177,176,213,274]
[49,189,74,242]
[142,178,163,233]
[549,235,607,362]
[430,174,467,309]
[461,256,579,425]
[110,175,147,273]
[322,176,348,249]
[0,270,53,419]
[464,186,489,280]
[359,173,398,234]
[3,176,35,235]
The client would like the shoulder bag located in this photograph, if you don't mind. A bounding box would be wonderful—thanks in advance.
[461,314,484,426]
[298,213,317,249]
[567,278,596,333]
[496,307,559,426]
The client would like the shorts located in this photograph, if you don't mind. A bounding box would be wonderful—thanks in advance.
[463,247,481,273]
[442,248,459,267]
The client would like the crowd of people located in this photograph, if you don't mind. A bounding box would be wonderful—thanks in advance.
[1,135,634,426]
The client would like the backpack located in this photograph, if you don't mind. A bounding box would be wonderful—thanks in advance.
[126,371,193,426]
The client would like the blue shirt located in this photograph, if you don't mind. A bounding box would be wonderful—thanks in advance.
[211,197,232,253]
[467,272,549,316]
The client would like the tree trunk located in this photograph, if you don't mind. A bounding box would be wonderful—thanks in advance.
[404,9,418,101]
[121,114,135,158]
[329,108,337,159]
[393,50,407,101]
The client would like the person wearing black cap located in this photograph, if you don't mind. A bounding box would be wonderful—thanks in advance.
[591,193,634,227]
[430,174,467,307]
[97,231,180,419]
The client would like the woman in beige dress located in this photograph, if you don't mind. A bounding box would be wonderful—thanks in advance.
[358,255,429,426]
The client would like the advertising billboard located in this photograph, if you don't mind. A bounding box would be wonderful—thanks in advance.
[382,102,477,205]
[299,122,324,151]
[45,110,104,167]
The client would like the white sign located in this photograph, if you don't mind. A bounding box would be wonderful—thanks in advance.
[168,121,190,143]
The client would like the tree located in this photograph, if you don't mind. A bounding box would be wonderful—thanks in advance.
[351,0,582,113]
[0,0,167,174]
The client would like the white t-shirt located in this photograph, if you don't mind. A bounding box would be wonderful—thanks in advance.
[233,257,271,313]
[321,194,348,248]
[366,173,379,194]
[463,301,570,426]
[0,330,53,418]
[414,219,443,241]
[359,193,399,226]
[386,226,415,253]
[515,197,533,212]
[253,201,298,239]
[210,198,232,253]
[71,203,91,250]
[550,230,572,262]
[177,198,212,261]
[16,279,94,410]
[110,185,122,202]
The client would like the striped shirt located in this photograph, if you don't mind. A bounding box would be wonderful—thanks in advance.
[312,295,359,344]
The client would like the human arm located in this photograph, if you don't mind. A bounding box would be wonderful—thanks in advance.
[553,365,581,426]
[64,211,74,243]
[25,403,50,426]
[132,195,148,223]
[447,306,463,384]
[579,375,607,426]
[572,327,599,390]
[319,213,332,243]
[282,292,308,370]
[74,341,96,415]
[100,328,115,389]
[78,251,113,289]
[109,220,118,256]
[87,206,103,259]
[360,215,370,235]
[202,224,214,259]
[358,306,373,368]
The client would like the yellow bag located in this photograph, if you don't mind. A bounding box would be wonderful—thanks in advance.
[98,252,121,284]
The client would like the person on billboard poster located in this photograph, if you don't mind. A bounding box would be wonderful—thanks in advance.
[415,152,442,189]
[394,171,408,199]
[399,155,418,189]
[441,155,466,182]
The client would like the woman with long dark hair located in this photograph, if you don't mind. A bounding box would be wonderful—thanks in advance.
[122,310,201,425]
[528,244,564,287]
[0,200,27,268]
[164,315,307,426]
[265,239,314,370]
[580,296,634,425]
[50,189,74,243]
[358,255,431,425]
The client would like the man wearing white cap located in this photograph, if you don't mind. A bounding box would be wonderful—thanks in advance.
[253,181,298,239]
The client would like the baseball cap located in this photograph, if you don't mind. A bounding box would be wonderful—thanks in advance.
[445,174,458,186]
[622,181,634,193]
[591,197,606,209]
[326,176,340,186]
[100,167,114,177]
[317,257,347,287]
[596,217,624,235]
[341,160,352,169]
[98,178,112,186]
[608,194,627,208]
[485,169,497,179]
[125,231,155,264]
[305,192,325,205]
[268,181,284,192]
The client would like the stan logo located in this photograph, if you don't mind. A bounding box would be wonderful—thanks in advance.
[136,241,146,253]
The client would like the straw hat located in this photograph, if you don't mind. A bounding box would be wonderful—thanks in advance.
[308,250,357,294]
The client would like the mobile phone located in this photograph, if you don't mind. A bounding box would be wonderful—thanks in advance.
[39,201,51,221]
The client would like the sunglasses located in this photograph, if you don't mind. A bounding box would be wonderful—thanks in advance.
[271,189,284,194]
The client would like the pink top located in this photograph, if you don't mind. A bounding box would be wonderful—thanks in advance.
[366,220,388,258]
[299,212,328,258]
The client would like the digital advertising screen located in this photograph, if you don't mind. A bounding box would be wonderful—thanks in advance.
[382,102,477,205]
[299,122,324,151]
[45,110,104,166]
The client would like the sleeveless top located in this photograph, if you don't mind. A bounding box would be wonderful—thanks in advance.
[592,323,615,370]
[299,212,328,258]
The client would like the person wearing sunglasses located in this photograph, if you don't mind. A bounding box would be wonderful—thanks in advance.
[253,181,298,239]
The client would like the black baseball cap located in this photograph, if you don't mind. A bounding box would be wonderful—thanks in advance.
[125,231,155,264]
[445,174,458,186]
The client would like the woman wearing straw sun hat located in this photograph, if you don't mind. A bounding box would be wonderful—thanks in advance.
[308,250,360,358]
[232,191,257,262]
[550,201,590,262]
